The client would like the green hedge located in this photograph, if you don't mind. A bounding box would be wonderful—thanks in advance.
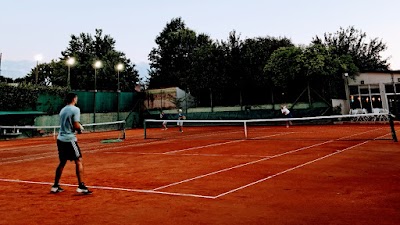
[0,83,68,112]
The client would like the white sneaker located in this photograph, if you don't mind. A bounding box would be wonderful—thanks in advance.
[50,185,64,193]
[76,184,93,194]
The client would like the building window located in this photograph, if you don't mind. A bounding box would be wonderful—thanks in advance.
[360,87,369,94]
[350,95,361,109]
[370,86,380,93]
[371,95,382,108]
[349,86,358,95]
[385,84,395,93]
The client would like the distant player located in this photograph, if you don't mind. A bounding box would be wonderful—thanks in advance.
[160,111,168,130]
[177,109,185,133]
[281,104,293,128]
[50,93,92,195]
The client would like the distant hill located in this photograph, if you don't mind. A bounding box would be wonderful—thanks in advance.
[1,60,34,79]
[135,62,150,80]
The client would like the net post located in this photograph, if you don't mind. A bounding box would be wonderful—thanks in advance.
[143,119,147,139]
[244,121,248,139]
[120,121,126,140]
[389,114,398,142]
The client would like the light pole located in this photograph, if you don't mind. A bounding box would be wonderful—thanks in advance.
[94,60,102,91]
[115,63,124,120]
[34,54,43,85]
[343,73,350,113]
[116,63,124,92]
[93,60,102,124]
[66,57,76,89]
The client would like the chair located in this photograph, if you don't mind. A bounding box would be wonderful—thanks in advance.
[371,108,389,121]
[350,108,368,121]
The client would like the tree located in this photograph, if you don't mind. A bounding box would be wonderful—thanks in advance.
[61,29,139,91]
[264,44,358,105]
[25,29,139,91]
[264,46,303,89]
[0,75,14,83]
[240,36,294,104]
[313,26,389,72]
[186,36,227,108]
[219,30,245,107]
[148,17,197,89]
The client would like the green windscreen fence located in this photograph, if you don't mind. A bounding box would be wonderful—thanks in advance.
[74,91,138,113]
[34,91,139,114]
[119,92,137,111]
[36,94,65,114]
[95,92,118,113]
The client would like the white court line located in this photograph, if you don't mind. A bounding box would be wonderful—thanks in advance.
[214,141,369,198]
[104,151,271,158]
[164,132,293,154]
[0,130,391,198]
[152,140,333,191]
[0,152,54,161]
[0,178,215,199]
[152,128,384,191]
[164,140,244,154]
[213,130,392,198]
[0,138,173,165]
[0,129,394,199]
[0,155,57,165]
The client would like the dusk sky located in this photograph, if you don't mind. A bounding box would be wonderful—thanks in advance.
[1,0,399,79]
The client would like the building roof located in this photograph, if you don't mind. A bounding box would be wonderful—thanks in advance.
[362,70,400,74]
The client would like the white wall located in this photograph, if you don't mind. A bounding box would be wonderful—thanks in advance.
[348,72,400,85]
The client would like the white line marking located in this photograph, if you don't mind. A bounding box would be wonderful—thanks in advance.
[0,178,215,199]
[1,128,393,199]
[0,138,174,164]
[164,132,293,154]
[214,141,369,198]
[213,130,392,198]
[104,151,271,158]
[152,140,333,191]
[0,155,56,165]
[164,140,244,154]
[0,152,54,161]
[152,128,384,191]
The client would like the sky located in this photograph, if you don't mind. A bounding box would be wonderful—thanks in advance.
[1,0,400,79]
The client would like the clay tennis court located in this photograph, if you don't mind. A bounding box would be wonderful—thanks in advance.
[0,123,399,225]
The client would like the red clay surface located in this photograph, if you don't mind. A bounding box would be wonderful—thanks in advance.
[0,124,399,225]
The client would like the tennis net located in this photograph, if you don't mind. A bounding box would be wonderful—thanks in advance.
[0,120,126,143]
[143,113,398,142]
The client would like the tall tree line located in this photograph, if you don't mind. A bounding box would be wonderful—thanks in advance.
[148,18,390,107]
[6,18,390,107]
[17,29,140,92]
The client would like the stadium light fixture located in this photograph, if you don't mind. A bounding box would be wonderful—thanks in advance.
[93,60,102,91]
[115,63,124,120]
[115,63,124,92]
[343,72,350,111]
[66,57,76,89]
[92,60,103,125]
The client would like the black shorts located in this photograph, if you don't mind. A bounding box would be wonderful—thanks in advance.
[284,113,293,118]
[57,139,82,161]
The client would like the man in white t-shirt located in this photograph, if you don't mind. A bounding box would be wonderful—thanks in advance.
[160,111,168,130]
[177,109,185,132]
[281,105,293,128]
